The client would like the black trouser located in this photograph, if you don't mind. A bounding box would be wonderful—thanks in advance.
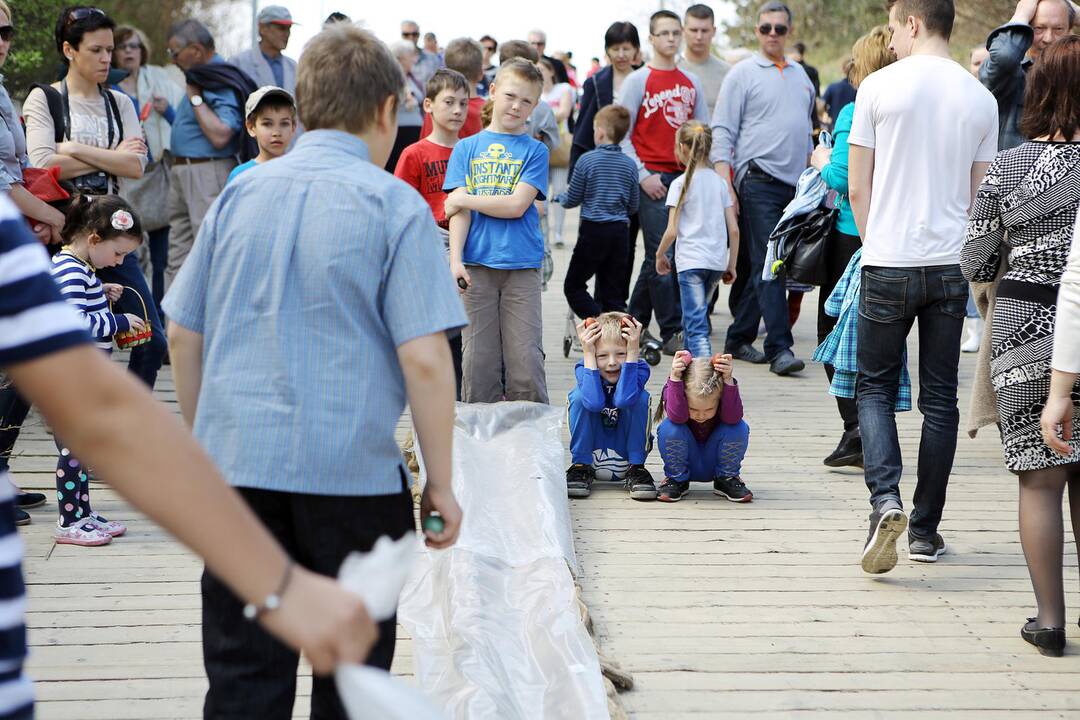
[202,484,414,720]
[564,218,631,319]
[817,229,862,433]
[0,386,30,473]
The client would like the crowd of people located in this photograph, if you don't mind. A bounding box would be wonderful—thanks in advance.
[0,0,1076,716]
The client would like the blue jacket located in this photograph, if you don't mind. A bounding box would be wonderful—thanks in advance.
[979,22,1033,151]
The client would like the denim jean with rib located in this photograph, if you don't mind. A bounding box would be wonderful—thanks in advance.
[679,268,723,358]
[857,264,967,540]
[657,418,750,482]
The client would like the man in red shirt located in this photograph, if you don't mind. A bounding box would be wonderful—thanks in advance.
[420,38,486,140]
[618,10,709,354]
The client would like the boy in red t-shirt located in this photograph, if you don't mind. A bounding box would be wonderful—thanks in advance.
[420,38,486,140]
[617,9,709,355]
[395,69,471,247]
[395,68,471,398]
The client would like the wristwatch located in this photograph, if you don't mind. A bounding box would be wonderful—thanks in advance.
[190,95,204,108]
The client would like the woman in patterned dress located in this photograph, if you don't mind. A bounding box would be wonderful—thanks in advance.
[961,36,1080,657]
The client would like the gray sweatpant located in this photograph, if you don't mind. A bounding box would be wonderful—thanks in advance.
[461,266,549,404]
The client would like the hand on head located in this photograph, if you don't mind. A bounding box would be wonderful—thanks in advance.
[576,318,602,353]
[670,349,691,381]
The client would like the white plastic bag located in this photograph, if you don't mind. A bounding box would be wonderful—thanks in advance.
[336,534,444,720]
[400,402,609,720]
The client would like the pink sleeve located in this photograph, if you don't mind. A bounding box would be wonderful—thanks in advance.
[663,379,690,424]
[720,382,744,425]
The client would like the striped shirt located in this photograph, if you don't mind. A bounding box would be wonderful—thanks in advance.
[0,195,91,719]
[556,144,640,224]
[50,252,129,353]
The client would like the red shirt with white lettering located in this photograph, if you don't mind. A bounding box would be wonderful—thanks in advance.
[631,67,700,174]
[394,139,454,229]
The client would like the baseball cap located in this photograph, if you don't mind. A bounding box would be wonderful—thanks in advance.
[245,86,296,119]
[257,6,296,26]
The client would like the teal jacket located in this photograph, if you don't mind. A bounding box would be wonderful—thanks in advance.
[819,102,858,237]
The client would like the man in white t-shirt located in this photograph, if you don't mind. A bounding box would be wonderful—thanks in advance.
[848,0,998,576]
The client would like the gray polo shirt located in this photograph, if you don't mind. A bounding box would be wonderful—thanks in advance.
[710,53,815,188]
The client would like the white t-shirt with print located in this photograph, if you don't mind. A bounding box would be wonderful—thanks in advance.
[848,54,998,268]
[665,166,734,272]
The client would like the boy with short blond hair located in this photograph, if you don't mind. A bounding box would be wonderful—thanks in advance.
[421,38,486,139]
[227,86,297,184]
[444,58,550,403]
[557,104,639,318]
[566,312,655,499]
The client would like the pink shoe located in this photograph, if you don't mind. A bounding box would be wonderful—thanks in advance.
[86,513,126,538]
[54,522,112,547]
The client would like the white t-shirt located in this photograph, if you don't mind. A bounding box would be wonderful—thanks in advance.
[665,166,734,272]
[848,55,998,268]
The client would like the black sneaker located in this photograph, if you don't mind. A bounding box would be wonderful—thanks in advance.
[15,492,46,509]
[908,533,947,563]
[625,465,657,501]
[769,350,805,376]
[824,431,863,468]
[661,333,684,356]
[566,464,595,499]
[727,343,767,364]
[861,501,908,574]
[713,476,753,503]
[14,508,30,527]
[657,480,689,502]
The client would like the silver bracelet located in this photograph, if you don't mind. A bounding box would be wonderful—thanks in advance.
[243,560,295,621]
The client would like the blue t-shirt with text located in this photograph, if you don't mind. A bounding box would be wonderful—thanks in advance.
[443,130,548,270]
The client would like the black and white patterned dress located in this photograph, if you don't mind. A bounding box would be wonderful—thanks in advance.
[961,141,1080,473]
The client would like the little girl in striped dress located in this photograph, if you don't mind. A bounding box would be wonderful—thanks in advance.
[49,195,146,546]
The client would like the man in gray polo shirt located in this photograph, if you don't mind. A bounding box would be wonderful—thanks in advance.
[711,0,814,377]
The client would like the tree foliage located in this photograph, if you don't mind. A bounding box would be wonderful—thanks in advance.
[4,0,235,100]
[723,0,1019,75]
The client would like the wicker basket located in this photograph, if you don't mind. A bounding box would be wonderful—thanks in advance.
[115,286,153,349]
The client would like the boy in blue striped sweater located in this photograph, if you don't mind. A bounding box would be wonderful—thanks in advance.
[556,104,640,318]
[49,195,146,546]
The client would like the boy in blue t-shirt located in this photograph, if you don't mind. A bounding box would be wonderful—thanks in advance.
[444,58,550,403]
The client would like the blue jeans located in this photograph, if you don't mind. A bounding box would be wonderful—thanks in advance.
[568,389,651,470]
[679,269,722,358]
[629,176,681,341]
[657,418,750,482]
[857,265,967,540]
[725,174,795,360]
[97,252,168,390]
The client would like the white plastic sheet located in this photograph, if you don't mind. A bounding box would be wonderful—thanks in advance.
[400,402,609,720]
[337,535,445,720]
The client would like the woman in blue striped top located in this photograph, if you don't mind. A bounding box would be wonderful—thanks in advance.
[49,195,145,546]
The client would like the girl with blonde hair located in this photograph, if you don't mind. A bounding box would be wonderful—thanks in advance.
[655,120,739,359]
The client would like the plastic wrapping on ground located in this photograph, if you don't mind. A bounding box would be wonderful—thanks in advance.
[337,535,445,720]
[399,402,609,720]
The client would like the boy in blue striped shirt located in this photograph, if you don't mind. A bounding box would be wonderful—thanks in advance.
[556,104,640,318]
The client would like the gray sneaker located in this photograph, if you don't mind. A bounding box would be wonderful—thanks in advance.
[909,534,947,563]
[860,500,908,574]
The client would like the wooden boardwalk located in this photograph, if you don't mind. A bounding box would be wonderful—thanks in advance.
[11,208,1080,718]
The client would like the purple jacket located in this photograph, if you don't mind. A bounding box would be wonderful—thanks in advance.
[663,378,743,443]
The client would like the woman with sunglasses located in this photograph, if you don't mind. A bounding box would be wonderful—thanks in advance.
[24,7,168,393]
[112,25,184,314]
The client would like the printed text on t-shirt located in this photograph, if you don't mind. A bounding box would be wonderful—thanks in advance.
[641,84,697,129]
[467,143,524,195]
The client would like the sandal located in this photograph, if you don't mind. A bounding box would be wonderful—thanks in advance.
[54,522,112,547]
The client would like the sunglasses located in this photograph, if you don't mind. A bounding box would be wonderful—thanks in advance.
[482,45,496,52]
[401,31,420,38]
[758,23,789,36]
[0,26,13,42]
[65,7,105,25]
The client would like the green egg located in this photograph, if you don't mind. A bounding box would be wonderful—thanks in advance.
[422,515,445,534]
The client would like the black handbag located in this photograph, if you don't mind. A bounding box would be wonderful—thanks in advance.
[772,203,838,287]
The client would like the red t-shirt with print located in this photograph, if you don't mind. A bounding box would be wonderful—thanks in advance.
[631,67,699,174]
[419,97,485,140]
[394,139,454,229]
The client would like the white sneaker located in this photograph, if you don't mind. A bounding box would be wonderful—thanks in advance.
[961,318,983,353]
[55,522,112,547]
